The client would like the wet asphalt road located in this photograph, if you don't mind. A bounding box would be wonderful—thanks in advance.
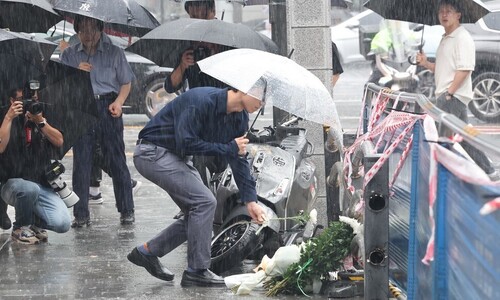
[0,102,340,298]
[0,121,336,299]
[4,61,493,299]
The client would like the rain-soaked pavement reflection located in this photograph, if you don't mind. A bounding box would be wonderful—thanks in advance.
[0,118,353,299]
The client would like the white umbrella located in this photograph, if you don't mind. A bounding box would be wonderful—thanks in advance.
[197,48,341,127]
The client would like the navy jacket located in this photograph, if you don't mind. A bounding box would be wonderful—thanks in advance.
[139,87,257,202]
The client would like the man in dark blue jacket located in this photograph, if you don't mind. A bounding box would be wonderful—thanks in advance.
[127,87,266,286]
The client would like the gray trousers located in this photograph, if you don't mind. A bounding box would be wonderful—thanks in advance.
[133,143,216,269]
[436,95,494,174]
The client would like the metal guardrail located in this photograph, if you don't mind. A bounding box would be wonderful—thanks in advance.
[348,83,499,298]
[364,83,500,160]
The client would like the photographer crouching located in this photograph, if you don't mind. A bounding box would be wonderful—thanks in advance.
[0,86,71,244]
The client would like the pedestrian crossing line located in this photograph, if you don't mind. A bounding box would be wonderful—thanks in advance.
[334,99,362,104]
[340,116,362,120]
[124,125,145,129]
[61,151,135,158]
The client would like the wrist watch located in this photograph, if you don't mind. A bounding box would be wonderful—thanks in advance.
[38,118,47,128]
[445,91,453,99]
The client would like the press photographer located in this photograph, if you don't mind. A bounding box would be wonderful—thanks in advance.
[0,86,71,244]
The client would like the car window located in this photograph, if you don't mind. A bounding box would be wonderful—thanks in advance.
[358,11,383,27]
[43,21,136,49]
[482,11,500,31]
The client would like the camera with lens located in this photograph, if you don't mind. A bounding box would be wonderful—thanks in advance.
[45,161,80,208]
[193,46,211,62]
[23,80,43,114]
[22,99,43,115]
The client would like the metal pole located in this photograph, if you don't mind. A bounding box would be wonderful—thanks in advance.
[269,0,290,128]
[363,153,390,299]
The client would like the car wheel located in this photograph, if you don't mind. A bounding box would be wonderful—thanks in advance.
[469,72,500,123]
[143,77,178,119]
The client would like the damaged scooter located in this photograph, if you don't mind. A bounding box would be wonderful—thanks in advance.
[209,116,319,274]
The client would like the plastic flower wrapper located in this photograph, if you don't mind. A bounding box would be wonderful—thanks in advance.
[226,245,302,295]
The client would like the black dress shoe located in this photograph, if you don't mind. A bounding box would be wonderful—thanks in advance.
[71,217,91,228]
[127,247,174,281]
[120,211,135,225]
[181,269,225,287]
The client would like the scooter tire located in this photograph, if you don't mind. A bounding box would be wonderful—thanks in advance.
[210,221,263,274]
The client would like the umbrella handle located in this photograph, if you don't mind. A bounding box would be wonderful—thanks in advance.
[408,55,418,66]
[245,106,264,137]
[408,27,425,66]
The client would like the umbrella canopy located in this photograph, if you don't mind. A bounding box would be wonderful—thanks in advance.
[126,18,279,68]
[0,30,96,158]
[364,0,490,25]
[229,0,347,6]
[50,0,160,37]
[197,48,341,127]
[37,60,96,158]
[0,0,62,32]
[0,28,56,100]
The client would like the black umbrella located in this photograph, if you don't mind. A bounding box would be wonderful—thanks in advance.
[50,0,160,37]
[0,30,96,158]
[230,0,344,6]
[0,0,62,33]
[0,28,56,100]
[125,18,279,68]
[364,0,490,56]
[364,0,490,26]
[228,0,268,5]
[37,60,96,158]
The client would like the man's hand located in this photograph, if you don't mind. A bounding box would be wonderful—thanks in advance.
[6,101,23,121]
[78,62,92,72]
[246,201,266,224]
[109,101,123,118]
[59,40,69,52]
[234,136,249,156]
[416,52,428,67]
[180,49,195,70]
[26,111,44,124]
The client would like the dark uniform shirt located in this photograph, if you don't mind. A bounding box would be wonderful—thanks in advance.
[138,87,257,202]
[332,42,344,75]
[0,108,61,186]
[164,63,227,93]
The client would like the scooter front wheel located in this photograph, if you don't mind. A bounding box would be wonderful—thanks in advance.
[210,221,262,274]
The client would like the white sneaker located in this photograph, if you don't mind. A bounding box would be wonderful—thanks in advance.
[88,193,104,205]
[11,226,39,244]
[132,180,142,195]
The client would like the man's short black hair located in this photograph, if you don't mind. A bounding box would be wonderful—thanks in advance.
[8,88,22,99]
[439,0,462,13]
[184,0,215,13]
[73,15,104,33]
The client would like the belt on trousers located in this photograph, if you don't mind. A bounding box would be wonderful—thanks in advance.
[136,139,156,146]
[94,92,117,101]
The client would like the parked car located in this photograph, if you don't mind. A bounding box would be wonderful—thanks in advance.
[331,9,443,65]
[338,2,500,123]
[464,0,500,122]
[331,9,382,64]
[36,22,177,118]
